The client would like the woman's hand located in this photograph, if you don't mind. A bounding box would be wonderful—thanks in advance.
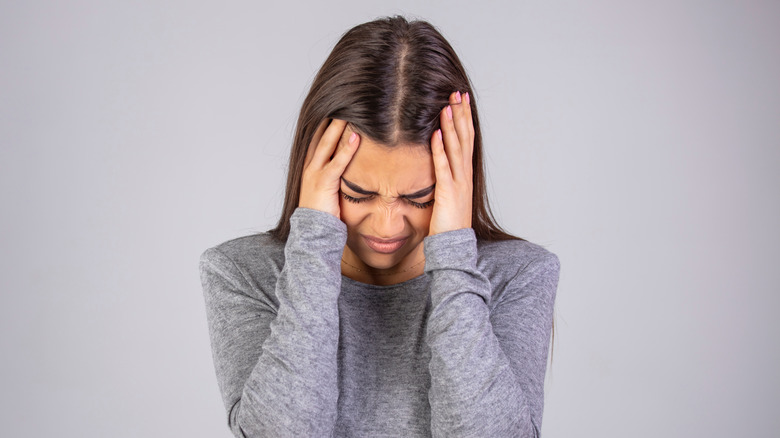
[298,119,360,218]
[429,91,474,235]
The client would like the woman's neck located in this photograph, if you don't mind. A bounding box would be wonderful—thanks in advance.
[340,245,426,286]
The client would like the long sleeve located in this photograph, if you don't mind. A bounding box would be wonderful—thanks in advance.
[200,208,346,437]
[424,229,560,437]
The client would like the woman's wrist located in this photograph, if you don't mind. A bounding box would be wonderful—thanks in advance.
[289,207,347,244]
[423,228,477,271]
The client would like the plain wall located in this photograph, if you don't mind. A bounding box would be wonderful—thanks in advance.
[1,1,778,436]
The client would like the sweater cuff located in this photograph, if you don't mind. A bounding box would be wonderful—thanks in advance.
[423,228,478,272]
[287,208,347,264]
[423,227,491,307]
[289,208,347,242]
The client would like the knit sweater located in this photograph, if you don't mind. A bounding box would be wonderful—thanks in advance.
[200,208,560,437]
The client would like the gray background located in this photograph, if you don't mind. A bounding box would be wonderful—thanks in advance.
[1,0,778,436]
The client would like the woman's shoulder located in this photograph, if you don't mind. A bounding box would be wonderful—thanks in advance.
[202,231,284,261]
[199,232,286,292]
[477,237,559,270]
[476,237,560,303]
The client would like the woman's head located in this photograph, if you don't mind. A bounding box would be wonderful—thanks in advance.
[307,16,470,146]
[272,16,517,243]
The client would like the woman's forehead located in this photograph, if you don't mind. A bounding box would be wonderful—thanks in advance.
[342,137,434,193]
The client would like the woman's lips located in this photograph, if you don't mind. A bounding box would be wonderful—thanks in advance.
[362,235,408,254]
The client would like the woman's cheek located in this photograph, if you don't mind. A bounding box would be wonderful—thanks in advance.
[339,198,363,227]
[416,206,435,236]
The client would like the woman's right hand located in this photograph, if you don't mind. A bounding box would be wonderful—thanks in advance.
[298,119,360,219]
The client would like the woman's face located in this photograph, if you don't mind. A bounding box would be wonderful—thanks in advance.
[338,128,435,280]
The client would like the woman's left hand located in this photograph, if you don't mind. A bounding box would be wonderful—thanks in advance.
[429,91,474,236]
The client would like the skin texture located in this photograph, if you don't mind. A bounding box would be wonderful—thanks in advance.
[298,91,474,285]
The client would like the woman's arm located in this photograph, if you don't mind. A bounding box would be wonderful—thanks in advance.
[200,208,346,437]
[201,119,359,437]
[424,229,560,437]
[424,90,558,436]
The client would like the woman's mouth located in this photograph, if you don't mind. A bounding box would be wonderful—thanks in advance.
[361,235,408,254]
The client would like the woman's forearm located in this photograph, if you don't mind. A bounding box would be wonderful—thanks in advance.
[201,208,346,437]
[424,229,559,438]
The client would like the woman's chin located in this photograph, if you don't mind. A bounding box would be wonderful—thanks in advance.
[356,253,402,271]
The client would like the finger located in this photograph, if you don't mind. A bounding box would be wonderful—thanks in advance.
[304,119,330,169]
[431,129,453,186]
[463,91,475,160]
[454,91,474,137]
[326,130,360,176]
[440,103,465,181]
[464,91,474,137]
[448,91,474,179]
[311,119,348,168]
[450,91,474,156]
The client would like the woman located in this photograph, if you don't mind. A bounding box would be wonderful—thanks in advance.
[200,16,560,437]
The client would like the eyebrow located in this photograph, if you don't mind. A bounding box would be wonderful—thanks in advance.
[341,178,435,199]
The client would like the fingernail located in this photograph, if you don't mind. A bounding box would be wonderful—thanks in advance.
[465,92,470,104]
[437,129,443,141]
[349,132,358,144]
[446,105,452,120]
[455,91,462,103]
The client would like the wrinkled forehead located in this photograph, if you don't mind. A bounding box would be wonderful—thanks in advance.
[341,129,434,195]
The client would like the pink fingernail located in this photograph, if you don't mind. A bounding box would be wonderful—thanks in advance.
[465,92,470,104]
[437,129,443,141]
[455,91,462,103]
[349,132,358,143]
[446,105,452,120]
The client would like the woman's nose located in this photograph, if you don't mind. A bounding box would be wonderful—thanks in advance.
[371,201,405,238]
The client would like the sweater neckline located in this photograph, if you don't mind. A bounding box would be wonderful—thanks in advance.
[339,272,429,291]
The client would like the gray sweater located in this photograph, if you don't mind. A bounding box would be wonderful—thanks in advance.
[200,208,559,437]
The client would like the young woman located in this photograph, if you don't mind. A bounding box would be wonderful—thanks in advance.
[200,16,560,437]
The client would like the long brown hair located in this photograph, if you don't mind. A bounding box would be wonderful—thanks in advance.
[271,16,520,243]
[270,15,556,365]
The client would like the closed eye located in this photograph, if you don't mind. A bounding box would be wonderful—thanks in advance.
[342,191,434,209]
[405,198,435,209]
[341,192,372,204]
